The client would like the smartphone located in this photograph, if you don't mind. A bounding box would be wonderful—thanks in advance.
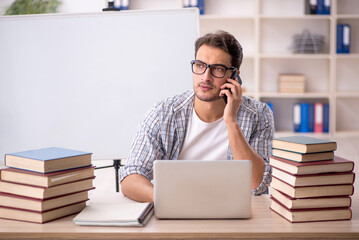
[223,70,242,104]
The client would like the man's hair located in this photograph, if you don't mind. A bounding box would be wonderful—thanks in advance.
[195,30,243,69]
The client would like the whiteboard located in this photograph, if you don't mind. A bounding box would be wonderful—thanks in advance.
[0,9,199,162]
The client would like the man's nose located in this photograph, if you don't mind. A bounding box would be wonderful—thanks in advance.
[202,67,213,81]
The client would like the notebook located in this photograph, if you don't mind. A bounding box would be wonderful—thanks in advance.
[153,160,252,219]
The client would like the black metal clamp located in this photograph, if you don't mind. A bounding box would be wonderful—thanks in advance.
[95,159,123,192]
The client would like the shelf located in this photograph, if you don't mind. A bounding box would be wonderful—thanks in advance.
[336,15,359,19]
[200,15,254,20]
[260,92,330,99]
[336,54,359,59]
[260,15,331,20]
[336,92,359,98]
[260,54,331,59]
[274,131,331,138]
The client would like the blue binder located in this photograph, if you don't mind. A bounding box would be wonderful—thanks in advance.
[323,103,329,133]
[300,103,309,133]
[317,0,331,15]
[337,24,351,54]
[308,103,315,132]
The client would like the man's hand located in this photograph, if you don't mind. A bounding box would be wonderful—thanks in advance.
[220,77,242,124]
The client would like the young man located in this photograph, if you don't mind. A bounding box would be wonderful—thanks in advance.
[120,31,274,203]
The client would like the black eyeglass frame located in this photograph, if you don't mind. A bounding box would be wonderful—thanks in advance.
[190,60,237,78]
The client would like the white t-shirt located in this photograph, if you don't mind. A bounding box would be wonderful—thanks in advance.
[178,108,229,160]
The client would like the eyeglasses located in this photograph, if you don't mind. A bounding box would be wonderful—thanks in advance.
[191,60,236,78]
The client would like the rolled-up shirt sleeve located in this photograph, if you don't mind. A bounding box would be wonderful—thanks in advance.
[250,102,275,195]
[119,105,164,182]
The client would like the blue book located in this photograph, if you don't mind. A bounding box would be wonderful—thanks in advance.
[293,103,301,132]
[337,24,351,54]
[300,103,309,133]
[308,103,315,132]
[5,147,92,173]
[323,103,330,133]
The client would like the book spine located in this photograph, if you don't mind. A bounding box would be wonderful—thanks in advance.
[342,24,351,54]
[323,103,329,133]
[308,103,314,132]
[305,0,318,14]
[324,0,331,14]
[314,102,323,133]
[183,0,190,8]
[197,0,205,15]
[121,0,129,10]
[316,0,325,14]
[293,103,301,132]
[336,24,350,54]
[300,103,309,132]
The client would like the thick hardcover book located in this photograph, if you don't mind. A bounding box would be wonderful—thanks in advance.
[270,177,354,198]
[5,147,92,173]
[271,167,355,187]
[0,201,86,224]
[0,191,89,212]
[270,197,352,223]
[272,136,337,153]
[0,178,94,199]
[271,188,352,209]
[73,191,153,227]
[0,166,94,187]
[272,149,334,162]
[268,155,354,175]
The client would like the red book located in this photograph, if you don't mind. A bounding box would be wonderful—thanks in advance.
[270,197,352,223]
[269,155,354,175]
[271,188,352,209]
[0,190,91,212]
[270,176,354,198]
[0,177,94,199]
[0,201,87,224]
[0,165,95,187]
[271,166,355,187]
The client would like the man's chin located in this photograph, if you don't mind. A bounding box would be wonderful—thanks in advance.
[194,92,222,102]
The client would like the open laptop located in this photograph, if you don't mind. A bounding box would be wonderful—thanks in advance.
[153,160,252,219]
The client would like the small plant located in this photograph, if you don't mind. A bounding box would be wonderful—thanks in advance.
[5,0,61,15]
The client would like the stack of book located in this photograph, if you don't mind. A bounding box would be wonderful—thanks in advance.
[0,147,94,223]
[269,136,355,223]
[278,74,306,93]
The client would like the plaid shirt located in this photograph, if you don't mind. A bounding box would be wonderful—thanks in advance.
[120,90,274,195]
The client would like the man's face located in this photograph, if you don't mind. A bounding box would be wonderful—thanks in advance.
[193,44,233,102]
